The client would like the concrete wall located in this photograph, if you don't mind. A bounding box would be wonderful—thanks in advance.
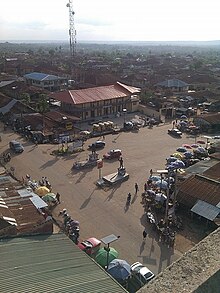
[138,227,220,293]
[138,104,161,120]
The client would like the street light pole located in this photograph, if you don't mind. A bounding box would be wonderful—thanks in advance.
[173,169,178,210]
[123,108,127,125]
[157,169,169,223]
[101,234,120,270]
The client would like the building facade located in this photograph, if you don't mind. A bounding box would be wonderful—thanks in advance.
[24,72,68,91]
[52,82,141,121]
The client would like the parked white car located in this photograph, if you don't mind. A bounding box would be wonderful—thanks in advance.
[131,262,155,286]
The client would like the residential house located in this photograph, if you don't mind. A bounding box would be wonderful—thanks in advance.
[193,113,220,133]
[0,92,35,123]
[51,81,141,121]
[24,72,68,91]
[155,79,189,92]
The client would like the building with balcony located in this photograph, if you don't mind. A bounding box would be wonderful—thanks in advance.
[51,82,141,121]
[24,72,68,92]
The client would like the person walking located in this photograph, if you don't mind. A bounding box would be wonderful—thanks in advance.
[142,228,147,240]
[56,192,61,204]
[135,183,139,194]
[126,193,131,206]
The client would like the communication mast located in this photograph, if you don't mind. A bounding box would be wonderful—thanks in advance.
[66,0,76,58]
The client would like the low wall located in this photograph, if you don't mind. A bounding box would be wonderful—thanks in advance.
[138,227,220,293]
[138,104,161,120]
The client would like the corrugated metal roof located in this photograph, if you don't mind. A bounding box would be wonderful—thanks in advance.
[0,179,49,234]
[184,159,218,177]
[44,111,80,122]
[191,200,220,221]
[0,234,127,293]
[203,161,220,180]
[156,79,188,88]
[24,72,62,81]
[177,174,220,208]
[52,82,140,105]
[195,113,220,125]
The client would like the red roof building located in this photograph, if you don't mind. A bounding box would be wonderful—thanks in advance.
[51,82,140,120]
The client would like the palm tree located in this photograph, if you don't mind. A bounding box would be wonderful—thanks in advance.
[37,94,49,113]
[37,94,49,134]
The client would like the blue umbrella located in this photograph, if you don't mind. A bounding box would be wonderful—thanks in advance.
[184,151,193,158]
[179,121,187,126]
[149,175,161,182]
[170,160,185,169]
[107,259,131,281]
[176,147,187,153]
[166,157,178,164]
[181,115,187,119]
[155,180,168,190]
[197,146,206,153]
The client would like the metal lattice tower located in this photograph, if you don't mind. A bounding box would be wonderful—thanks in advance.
[66,0,76,58]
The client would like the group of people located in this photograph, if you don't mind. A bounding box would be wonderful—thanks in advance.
[126,183,139,206]
[3,152,11,162]
[138,168,180,246]
[39,176,52,191]
[59,209,80,244]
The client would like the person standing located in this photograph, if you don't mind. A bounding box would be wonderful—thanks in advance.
[142,228,147,240]
[56,192,61,204]
[135,183,139,194]
[119,156,124,169]
[144,183,147,192]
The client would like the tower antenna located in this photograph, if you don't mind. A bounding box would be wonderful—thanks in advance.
[66,0,76,58]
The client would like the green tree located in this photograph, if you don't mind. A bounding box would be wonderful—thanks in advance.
[20,93,31,106]
[140,90,154,104]
[37,94,49,113]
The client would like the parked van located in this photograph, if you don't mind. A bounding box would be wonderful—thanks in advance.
[9,140,24,153]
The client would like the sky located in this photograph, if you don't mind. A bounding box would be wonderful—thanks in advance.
[0,0,220,42]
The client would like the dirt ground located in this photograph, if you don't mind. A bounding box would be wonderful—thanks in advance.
[0,117,207,275]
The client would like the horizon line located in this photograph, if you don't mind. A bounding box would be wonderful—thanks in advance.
[1,39,220,44]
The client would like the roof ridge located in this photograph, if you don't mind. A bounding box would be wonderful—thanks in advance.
[69,90,76,104]
[195,173,220,184]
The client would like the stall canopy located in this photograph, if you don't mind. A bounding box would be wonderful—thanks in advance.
[191,200,220,221]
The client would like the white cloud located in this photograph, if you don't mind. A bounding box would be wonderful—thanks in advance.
[0,0,220,41]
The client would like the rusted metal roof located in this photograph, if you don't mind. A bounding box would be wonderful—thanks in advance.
[203,161,220,180]
[177,174,220,208]
[52,82,140,105]
[44,110,80,122]
[0,176,51,235]
[22,113,55,135]
[195,113,220,125]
